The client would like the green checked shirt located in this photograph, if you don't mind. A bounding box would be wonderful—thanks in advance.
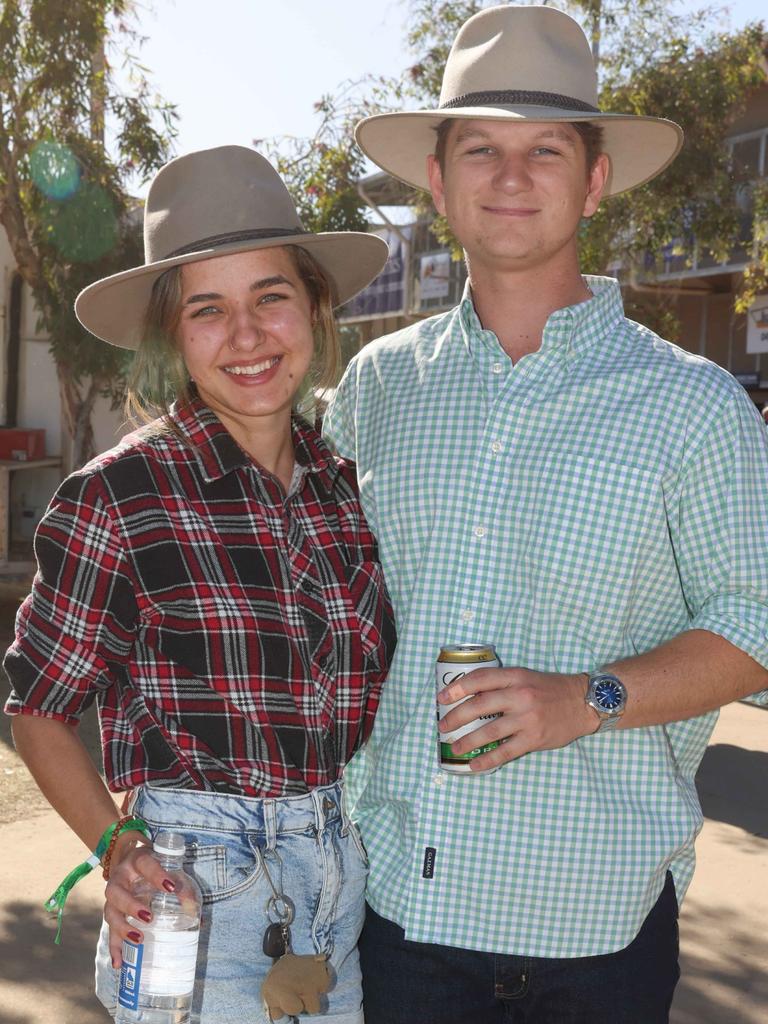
[325,275,768,958]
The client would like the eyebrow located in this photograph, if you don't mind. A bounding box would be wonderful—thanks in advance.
[534,128,577,147]
[454,125,493,145]
[452,125,578,148]
[183,275,295,305]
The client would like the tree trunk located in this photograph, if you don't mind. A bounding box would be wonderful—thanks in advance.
[590,1,601,68]
[90,34,106,143]
[58,366,102,471]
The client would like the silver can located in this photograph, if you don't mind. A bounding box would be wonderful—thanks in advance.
[436,643,501,774]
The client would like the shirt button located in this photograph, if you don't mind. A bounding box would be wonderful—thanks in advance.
[491,440,502,453]
[492,362,504,374]
[433,774,445,786]
[461,610,474,623]
[474,526,487,538]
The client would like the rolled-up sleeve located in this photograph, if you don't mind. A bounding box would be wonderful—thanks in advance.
[3,471,138,722]
[672,388,768,705]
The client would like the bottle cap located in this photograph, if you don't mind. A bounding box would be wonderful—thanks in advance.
[153,831,186,857]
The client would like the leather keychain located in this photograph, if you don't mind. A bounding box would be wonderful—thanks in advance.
[256,848,332,1020]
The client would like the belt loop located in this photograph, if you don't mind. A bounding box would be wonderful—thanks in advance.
[264,799,277,851]
[310,788,324,832]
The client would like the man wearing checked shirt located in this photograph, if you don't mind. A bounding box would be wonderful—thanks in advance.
[324,7,768,1023]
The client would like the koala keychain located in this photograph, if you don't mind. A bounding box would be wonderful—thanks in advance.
[258,864,331,1020]
[261,950,331,1020]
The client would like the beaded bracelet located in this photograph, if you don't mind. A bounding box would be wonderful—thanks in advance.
[101,813,143,880]
[45,814,151,944]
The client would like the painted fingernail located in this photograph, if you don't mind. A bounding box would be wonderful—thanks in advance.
[127,930,142,943]
[162,879,176,893]
[137,909,152,923]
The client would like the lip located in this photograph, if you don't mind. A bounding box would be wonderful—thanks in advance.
[481,206,539,217]
[220,355,282,383]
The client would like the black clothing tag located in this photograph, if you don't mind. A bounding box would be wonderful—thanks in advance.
[422,846,437,879]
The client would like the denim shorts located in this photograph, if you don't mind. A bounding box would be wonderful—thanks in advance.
[95,781,368,1024]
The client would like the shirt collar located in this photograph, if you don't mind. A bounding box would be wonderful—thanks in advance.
[170,396,340,489]
[459,275,626,363]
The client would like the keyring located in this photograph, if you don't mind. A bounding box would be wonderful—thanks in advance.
[266,893,295,926]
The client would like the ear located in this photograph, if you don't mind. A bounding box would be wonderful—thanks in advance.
[583,153,611,218]
[427,153,447,216]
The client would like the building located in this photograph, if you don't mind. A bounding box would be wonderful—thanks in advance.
[0,232,124,576]
[340,82,768,411]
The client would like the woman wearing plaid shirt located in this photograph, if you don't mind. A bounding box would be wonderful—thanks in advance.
[4,147,395,1024]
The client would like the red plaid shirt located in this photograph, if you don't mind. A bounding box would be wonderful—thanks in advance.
[4,399,395,797]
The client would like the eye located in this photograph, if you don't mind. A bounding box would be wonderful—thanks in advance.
[257,291,289,305]
[532,146,562,157]
[189,304,221,318]
[465,145,494,156]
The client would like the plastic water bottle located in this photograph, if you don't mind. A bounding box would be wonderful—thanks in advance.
[115,832,203,1024]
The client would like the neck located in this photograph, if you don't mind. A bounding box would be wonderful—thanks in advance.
[218,408,296,490]
[465,256,592,363]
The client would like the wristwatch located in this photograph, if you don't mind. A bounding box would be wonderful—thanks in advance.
[584,671,627,732]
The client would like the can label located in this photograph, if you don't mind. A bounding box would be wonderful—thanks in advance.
[436,643,501,773]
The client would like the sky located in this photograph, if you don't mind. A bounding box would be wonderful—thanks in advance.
[117,0,767,188]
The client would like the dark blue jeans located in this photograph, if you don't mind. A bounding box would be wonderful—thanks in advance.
[359,873,680,1023]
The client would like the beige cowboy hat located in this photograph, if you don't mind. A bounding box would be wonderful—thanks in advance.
[76,146,389,350]
[355,4,683,196]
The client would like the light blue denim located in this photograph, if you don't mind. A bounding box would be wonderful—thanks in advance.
[95,781,368,1024]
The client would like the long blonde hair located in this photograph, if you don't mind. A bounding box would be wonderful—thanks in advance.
[125,245,341,429]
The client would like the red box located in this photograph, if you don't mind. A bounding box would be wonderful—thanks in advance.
[0,428,46,461]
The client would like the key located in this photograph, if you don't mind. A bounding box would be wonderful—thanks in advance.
[262,921,290,959]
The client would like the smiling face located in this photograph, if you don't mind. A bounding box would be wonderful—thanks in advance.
[176,246,315,444]
[427,119,609,278]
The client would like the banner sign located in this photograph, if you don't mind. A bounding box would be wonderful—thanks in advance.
[746,294,768,355]
[340,227,408,319]
[419,252,451,301]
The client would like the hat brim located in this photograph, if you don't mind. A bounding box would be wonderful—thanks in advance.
[75,231,389,350]
[355,107,683,197]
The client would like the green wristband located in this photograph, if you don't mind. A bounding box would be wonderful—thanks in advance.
[44,815,151,945]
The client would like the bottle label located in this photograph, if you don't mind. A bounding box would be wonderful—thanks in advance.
[118,939,144,1010]
[118,930,200,1005]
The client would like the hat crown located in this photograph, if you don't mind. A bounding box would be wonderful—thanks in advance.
[143,146,304,264]
[440,4,598,108]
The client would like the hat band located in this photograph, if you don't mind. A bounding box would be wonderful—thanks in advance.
[163,227,305,260]
[440,89,600,113]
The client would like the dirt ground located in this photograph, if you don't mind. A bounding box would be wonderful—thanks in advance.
[0,595,103,828]
[0,589,766,1024]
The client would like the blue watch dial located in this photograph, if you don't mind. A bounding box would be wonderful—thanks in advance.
[594,680,624,711]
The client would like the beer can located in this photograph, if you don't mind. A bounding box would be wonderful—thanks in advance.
[436,643,501,774]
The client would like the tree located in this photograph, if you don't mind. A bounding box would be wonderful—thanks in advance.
[272,1,767,340]
[568,2,768,330]
[405,1,768,335]
[0,0,176,469]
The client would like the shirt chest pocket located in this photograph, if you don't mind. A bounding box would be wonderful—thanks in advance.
[522,451,667,590]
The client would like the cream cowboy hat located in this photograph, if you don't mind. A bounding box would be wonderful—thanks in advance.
[355,4,683,196]
[76,146,389,350]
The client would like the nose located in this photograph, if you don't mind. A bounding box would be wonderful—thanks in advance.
[491,150,532,193]
[228,305,264,352]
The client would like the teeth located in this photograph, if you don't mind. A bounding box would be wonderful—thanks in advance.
[224,357,278,376]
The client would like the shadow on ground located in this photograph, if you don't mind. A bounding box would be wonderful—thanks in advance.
[695,744,768,837]
[673,899,768,1024]
[0,900,108,1024]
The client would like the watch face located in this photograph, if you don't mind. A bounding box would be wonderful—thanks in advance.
[594,679,624,712]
